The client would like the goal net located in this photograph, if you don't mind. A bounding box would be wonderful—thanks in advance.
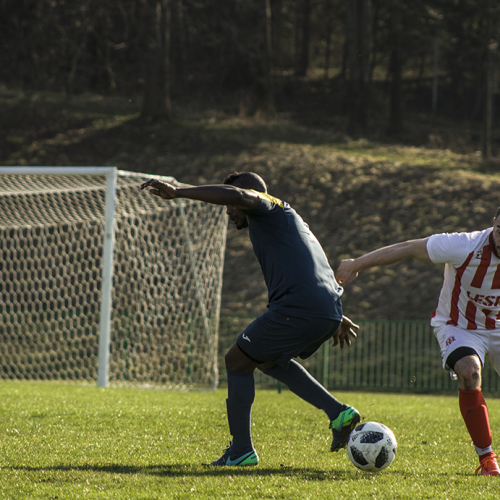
[0,168,227,390]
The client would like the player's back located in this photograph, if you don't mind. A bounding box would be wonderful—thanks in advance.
[244,193,343,320]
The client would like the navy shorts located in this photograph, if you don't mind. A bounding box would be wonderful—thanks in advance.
[236,309,342,369]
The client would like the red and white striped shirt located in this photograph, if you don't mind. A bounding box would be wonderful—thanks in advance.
[428,228,500,331]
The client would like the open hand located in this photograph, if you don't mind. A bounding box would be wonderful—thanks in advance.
[140,179,178,200]
[332,315,359,349]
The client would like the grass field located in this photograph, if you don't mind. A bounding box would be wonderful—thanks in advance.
[1,382,499,499]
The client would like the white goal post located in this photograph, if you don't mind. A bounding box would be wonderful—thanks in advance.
[0,167,227,390]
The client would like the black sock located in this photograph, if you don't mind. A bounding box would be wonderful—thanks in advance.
[226,369,255,454]
[265,360,344,421]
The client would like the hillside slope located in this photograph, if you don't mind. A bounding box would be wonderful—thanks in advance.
[2,90,500,322]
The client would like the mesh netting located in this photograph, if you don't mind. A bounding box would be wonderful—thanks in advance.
[0,170,227,389]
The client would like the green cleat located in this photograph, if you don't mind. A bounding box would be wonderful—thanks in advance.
[330,405,361,452]
[210,444,259,466]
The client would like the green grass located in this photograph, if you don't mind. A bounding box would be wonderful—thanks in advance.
[1,382,499,499]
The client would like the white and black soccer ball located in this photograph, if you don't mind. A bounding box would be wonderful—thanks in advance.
[346,421,397,472]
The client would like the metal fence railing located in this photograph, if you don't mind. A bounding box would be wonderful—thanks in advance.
[218,317,500,395]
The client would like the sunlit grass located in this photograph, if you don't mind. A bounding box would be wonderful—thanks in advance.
[322,139,487,173]
[1,381,499,499]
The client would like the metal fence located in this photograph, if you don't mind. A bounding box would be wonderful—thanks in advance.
[218,317,500,395]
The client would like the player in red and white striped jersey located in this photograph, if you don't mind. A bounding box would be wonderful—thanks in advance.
[336,208,500,476]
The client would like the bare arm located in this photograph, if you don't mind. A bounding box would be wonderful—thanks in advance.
[140,179,259,209]
[336,238,432,285]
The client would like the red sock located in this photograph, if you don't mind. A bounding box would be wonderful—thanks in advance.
[458,388,492,450]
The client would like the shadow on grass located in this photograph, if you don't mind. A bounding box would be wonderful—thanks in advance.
[3,464,473,479]
[6,463,337,479]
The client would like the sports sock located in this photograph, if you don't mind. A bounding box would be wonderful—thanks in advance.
[264,359,343,421]
[226,369,255,455]
[479,450,495,461]
[458,388,492,454]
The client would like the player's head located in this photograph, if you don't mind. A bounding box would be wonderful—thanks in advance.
[223,172,266,231]
[223,172,267,193]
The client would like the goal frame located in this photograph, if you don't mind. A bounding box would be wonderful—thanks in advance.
[0,167,117,387]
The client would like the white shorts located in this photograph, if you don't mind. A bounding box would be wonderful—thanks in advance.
[434,324,500,377]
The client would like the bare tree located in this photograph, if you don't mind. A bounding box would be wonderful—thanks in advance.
[265,0,275,112]
[482,2,500,159]
[142,0,172,121]
[387,0,403,135]
[254,0,276,118]
[345,0,372,134]
[294,0,311,77]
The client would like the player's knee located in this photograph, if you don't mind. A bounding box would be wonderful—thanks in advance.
[224,344,256,372]
[454,355,482,390]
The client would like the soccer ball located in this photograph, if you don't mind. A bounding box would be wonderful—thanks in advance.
[346,421,397,472]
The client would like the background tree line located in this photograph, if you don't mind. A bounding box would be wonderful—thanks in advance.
[2,0,500,155]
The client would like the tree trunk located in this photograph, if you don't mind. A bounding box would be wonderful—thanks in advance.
[432,37,439,113]
[142,0,172,121]
[294,0,311,77]
[265,0,275,110]
[346,0,372,135]
[255,0,276,118]
[483,45,494,159]
[482,1,499,160]
[323,0,333,78]
[387,1,403,135]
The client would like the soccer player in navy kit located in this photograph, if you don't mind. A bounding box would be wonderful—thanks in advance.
[141,172,360,466]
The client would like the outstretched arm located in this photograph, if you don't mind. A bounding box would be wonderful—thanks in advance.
[140,179,259,209]
[336,238,431,286]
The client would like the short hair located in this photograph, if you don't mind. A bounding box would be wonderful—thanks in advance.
[495,207,500,220]
[223,172,267,193]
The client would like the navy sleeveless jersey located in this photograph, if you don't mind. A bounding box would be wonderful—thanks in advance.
[241,191,343,320]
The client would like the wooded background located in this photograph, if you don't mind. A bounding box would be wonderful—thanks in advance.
[2,0,500,156]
